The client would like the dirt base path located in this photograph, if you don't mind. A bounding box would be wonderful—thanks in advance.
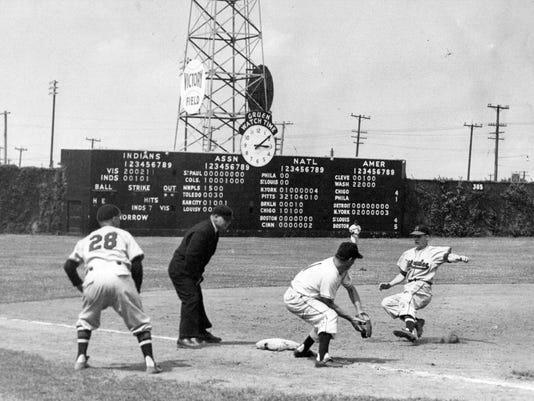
[1,284,534,400]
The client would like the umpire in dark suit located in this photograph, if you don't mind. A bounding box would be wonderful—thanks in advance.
[168,205,233,348]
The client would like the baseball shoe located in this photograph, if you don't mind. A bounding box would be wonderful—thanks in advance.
[74,355,89,371]
[177,337,203,348]
[393,328,417,342]
[293,348,316,358]
[199,331,222,343]
[415,319,425,338]
[315,353,343,368]
[146,364,163,374]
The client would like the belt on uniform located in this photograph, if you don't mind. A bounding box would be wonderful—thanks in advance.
[408,279,433,286]
[87,261,123,271]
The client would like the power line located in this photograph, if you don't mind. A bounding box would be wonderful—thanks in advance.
[14,146,27,167]
[85,137,101,149]
[49,80,58,168]
[350,113,370,157]
[274,121,293,155]
[1,110,10,164]
[487,103,509,181]
[464,122,483,181]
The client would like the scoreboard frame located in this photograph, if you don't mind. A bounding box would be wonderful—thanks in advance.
[61,149,406,237]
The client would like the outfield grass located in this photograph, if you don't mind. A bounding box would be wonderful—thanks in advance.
[0,348,432,401]
[1,234,533,303]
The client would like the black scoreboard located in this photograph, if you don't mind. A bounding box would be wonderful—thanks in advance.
[61,149,405,237]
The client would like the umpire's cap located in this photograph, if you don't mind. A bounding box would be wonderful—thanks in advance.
[335,241,363,260]
[410,224,431,236]
[211,205,233,221]
[96,204,121,222]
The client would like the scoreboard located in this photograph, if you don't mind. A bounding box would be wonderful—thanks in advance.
[61,149,405,236]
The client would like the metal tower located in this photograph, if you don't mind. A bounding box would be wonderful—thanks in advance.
[174,0,271,154]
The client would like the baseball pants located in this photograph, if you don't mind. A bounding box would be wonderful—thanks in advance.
[76,268,152,334]
[283,287,338,340]
[381,281,432,319]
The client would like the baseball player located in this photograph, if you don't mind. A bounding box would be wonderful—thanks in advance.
[379,225,469,342]
[63,204,162,374]
[283,242,367,368]
[348,220,362,244]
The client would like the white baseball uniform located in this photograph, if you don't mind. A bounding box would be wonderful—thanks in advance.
[283,257,352,340]
[68,225,151,334]
[381,245,451,319]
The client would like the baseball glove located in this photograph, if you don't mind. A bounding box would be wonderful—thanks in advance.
[351,312,372,338]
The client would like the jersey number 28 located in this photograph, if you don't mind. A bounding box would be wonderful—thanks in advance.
[89,232,118,251]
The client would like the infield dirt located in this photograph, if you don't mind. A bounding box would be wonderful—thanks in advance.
[1,235,533,400]
[2,284,534,400]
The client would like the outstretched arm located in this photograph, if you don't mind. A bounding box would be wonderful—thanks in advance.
[317,296,354,322]
[345,285,364,315]
[379,272,406,290]
[447,253,469,263]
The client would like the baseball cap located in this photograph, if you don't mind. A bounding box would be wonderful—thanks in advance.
[335,241,363,260]
[211,205,233,221]
[410,224,431,236]
[96,204,121,222]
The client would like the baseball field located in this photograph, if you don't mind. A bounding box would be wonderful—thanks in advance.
[1,234,533,401]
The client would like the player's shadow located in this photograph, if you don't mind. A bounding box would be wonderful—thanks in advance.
[202,340,257,346]
[335,356,397,365]
[417,336,458,345]
[414,336,496,345]
[107,359,191,373]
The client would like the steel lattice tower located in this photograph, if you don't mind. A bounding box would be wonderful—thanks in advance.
[173,0,269,154]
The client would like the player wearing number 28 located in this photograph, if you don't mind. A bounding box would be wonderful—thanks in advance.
[379,225,469,342]
[63,204,162,373]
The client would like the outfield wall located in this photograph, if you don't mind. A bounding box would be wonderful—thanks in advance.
[0,164,533,236]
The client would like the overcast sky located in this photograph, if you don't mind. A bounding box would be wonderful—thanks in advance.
[1,0,533,180]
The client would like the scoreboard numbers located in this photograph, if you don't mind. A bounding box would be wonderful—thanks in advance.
[62,150,405,236]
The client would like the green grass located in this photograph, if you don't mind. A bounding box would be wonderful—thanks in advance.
[0,348,434,401]
[1,234,533,303]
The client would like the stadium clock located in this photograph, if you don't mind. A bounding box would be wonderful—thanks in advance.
[240,125,275,167]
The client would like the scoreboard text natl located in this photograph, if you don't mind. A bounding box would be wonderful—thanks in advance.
[62,149,405,236]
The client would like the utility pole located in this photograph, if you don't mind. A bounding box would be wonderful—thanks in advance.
[350,113,370,157]
[274,121,293,155]
[487,104,509,182]
[464,122,483,181]
[2,110,10,164]
[14,146,27,167]
[49,80,58,168]
[85,137,101,149]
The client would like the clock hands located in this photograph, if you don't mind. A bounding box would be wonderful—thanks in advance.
[254,134,272,149]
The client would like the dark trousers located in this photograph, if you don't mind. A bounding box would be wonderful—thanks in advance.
[168,269,212,338]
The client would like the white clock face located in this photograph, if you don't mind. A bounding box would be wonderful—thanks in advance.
[240,125,275,167]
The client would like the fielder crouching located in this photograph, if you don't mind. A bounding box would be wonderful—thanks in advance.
[283,242,367,368]
[63,204,162,374]
[379,224,469,342]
